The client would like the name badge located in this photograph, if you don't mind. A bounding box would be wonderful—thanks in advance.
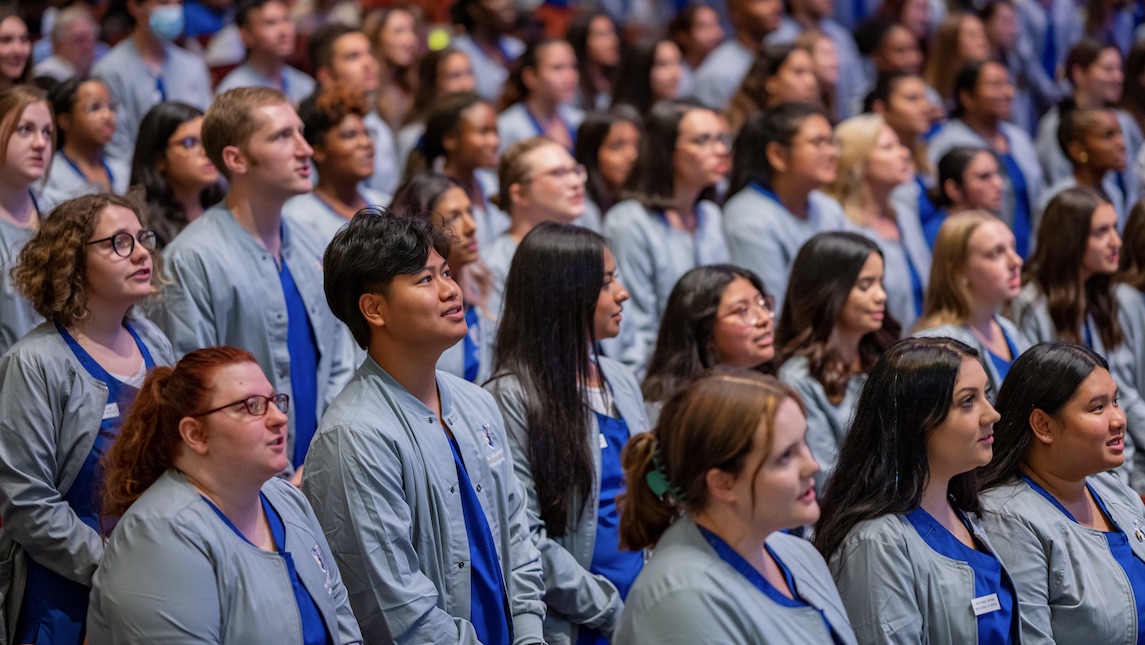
[599,433,609,449]
[972,593,1001,616]
[102,402,119,420]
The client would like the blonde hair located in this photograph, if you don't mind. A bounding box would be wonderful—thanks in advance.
[827,113,886,225]
[916,210,999,331]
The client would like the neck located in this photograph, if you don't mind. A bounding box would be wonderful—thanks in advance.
[734,28,762,54]
[173,186,205,222]
[828,327,863,366]
[525,94,558,120]
[966,302,999,331]
[673,182,704,216]
[0,182,35,226]
[71,299,132,345]
[859,183,895,222]
[132,28,166,63]
[919,472,954,517]
[963,113,1000,140]
[1074,165,1106,190]
[443,158,476,185]
[770,175,812,218]
[1024,457,1088,505]
[693,506,773,573]
[317,176,362,206]
[791,8,818,30]
[248,51,286,81]
[471,25,499,48]
[181,464,264,538]
[1074,91,1102,109]
[507,211,540,242]
[64,139,104,167]
[226,187,284,257]
[369,339,442,410]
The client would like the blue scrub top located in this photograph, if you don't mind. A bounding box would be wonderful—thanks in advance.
[917,175,945,249]
[280,258,319,467]
[463,306,481,383]
[1024,475,1145,644]
[696,524,846,644]
[446,432,513,645]
[202,494,333,645]
[577,411,645,645]
[986,325,1019,382]
[15,323,155,645]
[905,507,1017,644]
[998,150,1032,260]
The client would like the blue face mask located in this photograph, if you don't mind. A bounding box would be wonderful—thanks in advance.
[149,5,184,42]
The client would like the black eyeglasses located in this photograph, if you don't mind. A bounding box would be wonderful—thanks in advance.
[192,393,290,418]
[85,230,158,258]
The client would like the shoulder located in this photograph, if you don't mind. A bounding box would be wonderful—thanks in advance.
[163,206,232,254]
[778,355,812,381]
[913,323,973,343]
[978,479,1037,515]
[261,476,318,521]
[603,200,654,235]
[167,44,209,71]
[441,370,500,413]
[94,41,136,72]
[836,514,911,551]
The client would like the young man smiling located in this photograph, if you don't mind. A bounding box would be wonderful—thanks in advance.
[151,86,351,477]
[303,211,546,644]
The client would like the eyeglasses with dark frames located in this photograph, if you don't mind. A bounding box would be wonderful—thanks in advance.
[85,230,158,258]
[192,393,290,418]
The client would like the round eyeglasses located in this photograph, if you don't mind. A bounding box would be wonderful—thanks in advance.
[722,295,776,327]
[192,393,290,418]
[85,230,158,258]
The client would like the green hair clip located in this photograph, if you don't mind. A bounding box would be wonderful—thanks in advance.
[646,445,686,502]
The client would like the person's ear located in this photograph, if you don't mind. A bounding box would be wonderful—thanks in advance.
[764,141,790,174]
[178,417,210,456]
[1029,408,1054,446]
[360,291,388,330]
[221,144,248,177]
[704,466,739,505]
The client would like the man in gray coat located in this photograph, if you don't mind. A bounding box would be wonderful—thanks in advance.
[303,212,546,644]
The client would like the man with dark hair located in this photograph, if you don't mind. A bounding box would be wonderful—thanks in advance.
[93,0,212,166]
[303,210,546,644]
[692,0,783,111]
[215,0,315,104]
[308,23,399,194]
[151,87,352,477]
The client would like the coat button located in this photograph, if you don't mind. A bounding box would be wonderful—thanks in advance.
[475,484,482,492]
[450,486,456,493]
[458,562,466,569]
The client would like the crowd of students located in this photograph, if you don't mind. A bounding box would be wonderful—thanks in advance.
[4,0,1145,643]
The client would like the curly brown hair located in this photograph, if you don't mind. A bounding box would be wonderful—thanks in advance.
[11,191,162,327]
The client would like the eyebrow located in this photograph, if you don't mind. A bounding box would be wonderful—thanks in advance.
[954,386,978,398]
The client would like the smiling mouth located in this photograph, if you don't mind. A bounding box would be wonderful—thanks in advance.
[443,305,463,317]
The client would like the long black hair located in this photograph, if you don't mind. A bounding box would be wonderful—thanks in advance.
[814,337,980,560]
[403,91,487,179]
[130,101,224,248]
[491,222,607,537]
[611,38,675,116]
[643,264,772,403]
[574,105,642,211]
[729,102,825,197]
[777,232,901,403]
[978,342,1109,489]
[622,98,715,211]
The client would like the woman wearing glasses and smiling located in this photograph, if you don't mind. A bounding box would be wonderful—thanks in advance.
[603,98,730,376]
[0,193,173,644]
[88,347,362,644]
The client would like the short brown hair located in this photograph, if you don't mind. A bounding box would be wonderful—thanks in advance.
[618,369,803,550]
[12,191,163,327]
[490,136,560,212]
[202,86,288,179]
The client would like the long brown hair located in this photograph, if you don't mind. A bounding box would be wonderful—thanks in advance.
[1119,200,1145,291]
[917,210,999,330]
[1026,187,1122,348]
[101,347,258,520]
[618,369,802,550]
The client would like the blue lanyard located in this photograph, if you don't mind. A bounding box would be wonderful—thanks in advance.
[523,105,576,150]
[61,151,114,187]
